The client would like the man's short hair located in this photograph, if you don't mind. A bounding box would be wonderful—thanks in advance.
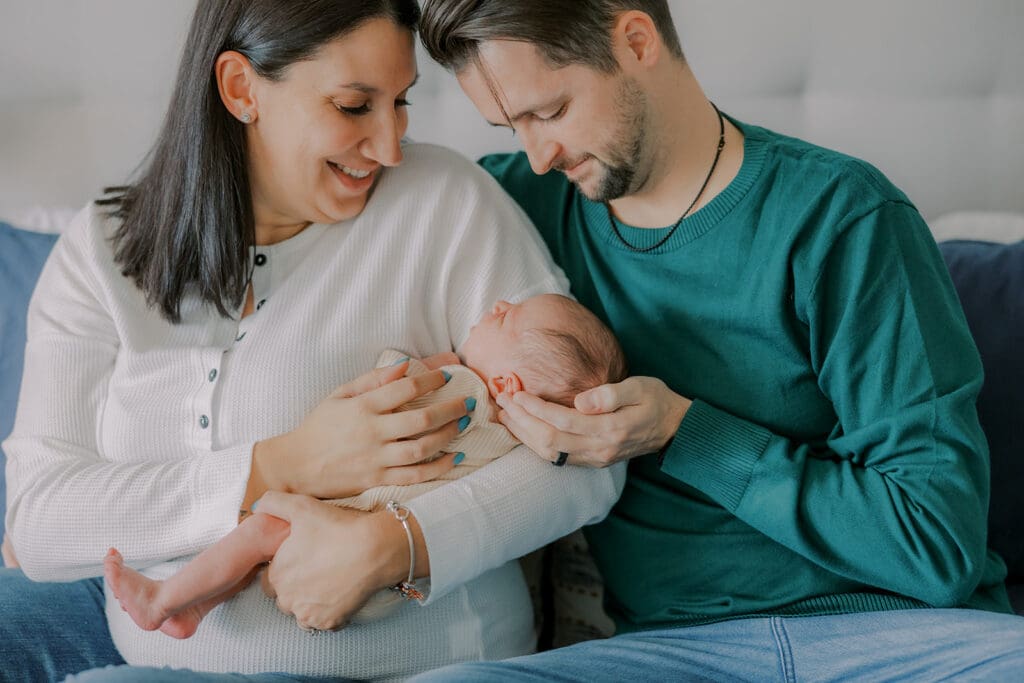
[419,0,684,74]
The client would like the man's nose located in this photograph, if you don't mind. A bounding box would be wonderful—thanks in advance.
[520,128,561,175]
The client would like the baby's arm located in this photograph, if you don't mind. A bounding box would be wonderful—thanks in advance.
[105,512,291,638]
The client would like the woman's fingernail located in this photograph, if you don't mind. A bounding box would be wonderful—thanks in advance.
[251,499,259,512]
[442,370,452,383]
[391,356,410,366]
[458,415,471,432]
[464,397,477,412]
[453,452,465,465]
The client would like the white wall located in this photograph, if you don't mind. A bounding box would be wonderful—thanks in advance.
[1,1,1022,224]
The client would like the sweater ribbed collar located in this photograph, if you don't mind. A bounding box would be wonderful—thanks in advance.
[584,116,766,254]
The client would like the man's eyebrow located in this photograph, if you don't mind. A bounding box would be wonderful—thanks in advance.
[336,73,420,94]
[486,97,562,127]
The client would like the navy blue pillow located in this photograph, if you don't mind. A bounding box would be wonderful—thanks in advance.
[939,240,1024,583]
[0,221,59,552]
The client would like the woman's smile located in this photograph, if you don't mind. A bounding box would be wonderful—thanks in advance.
[327,160,377,192]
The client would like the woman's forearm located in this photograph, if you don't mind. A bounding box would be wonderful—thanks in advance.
[6,440,254,581]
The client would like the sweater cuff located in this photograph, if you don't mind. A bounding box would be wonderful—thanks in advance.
[189,442,257,544]
[403,493,480,606]
[659,400,770,511]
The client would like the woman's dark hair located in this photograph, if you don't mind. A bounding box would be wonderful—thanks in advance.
[99,0,420,323]
[419,0,683,74]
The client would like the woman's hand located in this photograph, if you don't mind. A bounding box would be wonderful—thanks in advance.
[496,376,691,468]
[255,491,416,631]
[250,361,471,502]
[420,351,460,370]
[1,534,19,568]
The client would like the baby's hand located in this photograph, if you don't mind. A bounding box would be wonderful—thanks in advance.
[420,352,461,370]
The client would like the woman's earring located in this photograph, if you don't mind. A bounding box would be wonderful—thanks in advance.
[240,112,253,124]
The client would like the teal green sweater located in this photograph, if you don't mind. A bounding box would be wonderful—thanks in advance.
[480,119,1012,633]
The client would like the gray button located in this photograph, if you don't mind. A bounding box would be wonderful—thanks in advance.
[199,415,210,429]
[236,332,246,342]
[208,368,217,382]
[254,254,267,266]
[256,299,266,310]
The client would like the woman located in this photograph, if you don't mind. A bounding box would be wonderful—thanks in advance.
[0,1,621,680]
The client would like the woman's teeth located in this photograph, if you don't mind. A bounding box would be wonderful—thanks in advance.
[330,162,371,179]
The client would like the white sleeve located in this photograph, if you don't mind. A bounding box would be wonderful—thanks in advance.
[398,146,625,603]
[407,448,625,604]
[3,207,251,582]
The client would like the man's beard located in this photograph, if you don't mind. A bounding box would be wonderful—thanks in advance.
[566,77,649,203]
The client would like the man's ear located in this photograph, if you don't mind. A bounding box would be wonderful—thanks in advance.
[215,50,259,123]
[487,372,525,399]
[613,10,661,68]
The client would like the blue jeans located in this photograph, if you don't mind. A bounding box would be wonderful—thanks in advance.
[0,569,350,683]
[64,669,354,683]
[0,568,124,682]
[409,609,1024,682]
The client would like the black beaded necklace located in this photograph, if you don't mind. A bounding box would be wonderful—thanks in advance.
[607,102,725,253]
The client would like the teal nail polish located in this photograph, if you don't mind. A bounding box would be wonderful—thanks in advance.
[464,397,477,412]
[251,499,259,512]
[458,415,471,432]
[453,452,466,465]
[442,370,452,383]
[390,356,410,366]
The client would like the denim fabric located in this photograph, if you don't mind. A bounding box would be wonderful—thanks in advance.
[65,667,355,683]
[0,569,124,682]
[410,609,1024,682]
[0,569,354,683]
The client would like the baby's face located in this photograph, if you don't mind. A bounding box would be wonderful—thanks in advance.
[460,295,564,389]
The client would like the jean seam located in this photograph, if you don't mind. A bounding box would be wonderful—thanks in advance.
[769,617,796,683]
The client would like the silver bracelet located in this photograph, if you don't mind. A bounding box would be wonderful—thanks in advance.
[385,500,423,601]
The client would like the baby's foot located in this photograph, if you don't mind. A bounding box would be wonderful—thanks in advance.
[103,548,172,632]
[157,605,205,639]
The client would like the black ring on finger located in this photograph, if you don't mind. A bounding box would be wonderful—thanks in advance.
[553,451,569,467]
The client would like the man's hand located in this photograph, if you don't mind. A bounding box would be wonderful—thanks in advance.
[256,492,410,631]
[496,376,691,468]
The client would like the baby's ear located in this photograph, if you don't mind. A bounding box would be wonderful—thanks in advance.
[487,372,524,399]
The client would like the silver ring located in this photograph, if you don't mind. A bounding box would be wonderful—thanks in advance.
[304,626,322,635]
[553,451,569,467]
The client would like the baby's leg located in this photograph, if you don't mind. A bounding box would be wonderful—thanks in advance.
[104,512,290,637]
[157,565,263,639]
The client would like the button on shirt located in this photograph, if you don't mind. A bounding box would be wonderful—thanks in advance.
[197,225,330,448]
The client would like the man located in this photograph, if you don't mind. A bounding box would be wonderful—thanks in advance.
[413,1,1024,679]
